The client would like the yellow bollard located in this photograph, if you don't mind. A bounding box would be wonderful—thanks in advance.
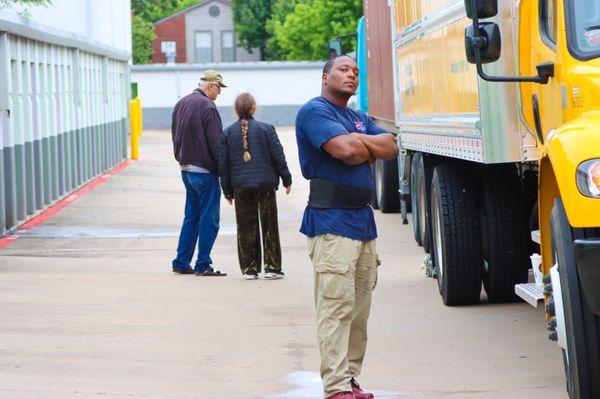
[131,131,140,160]
[135,97,143,136]
[129,99,140,160]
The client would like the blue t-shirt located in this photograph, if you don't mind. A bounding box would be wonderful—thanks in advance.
[295,96,388,241]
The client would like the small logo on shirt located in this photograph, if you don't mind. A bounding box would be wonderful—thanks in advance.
[354,121,365,132]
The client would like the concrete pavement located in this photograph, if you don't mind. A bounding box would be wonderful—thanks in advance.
[0,129,567,398]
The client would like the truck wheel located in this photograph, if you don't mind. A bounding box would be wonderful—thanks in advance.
[410,153,430,251]
[480,166,529,302]
[376,159,400,213]
[551,200,600,399]
[430,164,482,306]
[410,153,422,245]
[417,155,430,252]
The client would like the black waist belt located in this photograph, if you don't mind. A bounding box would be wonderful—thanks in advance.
[308,178,372,209]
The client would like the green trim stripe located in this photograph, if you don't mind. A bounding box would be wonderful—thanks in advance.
[14,144,26,220]
[24,141,35,214]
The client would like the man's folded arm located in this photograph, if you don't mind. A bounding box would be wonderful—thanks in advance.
[351,133,399,161]
[322,134,375,166]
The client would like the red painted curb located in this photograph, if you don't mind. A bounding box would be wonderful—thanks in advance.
[0,159,134,250]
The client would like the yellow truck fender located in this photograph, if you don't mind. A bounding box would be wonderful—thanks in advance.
[541,112,600,228]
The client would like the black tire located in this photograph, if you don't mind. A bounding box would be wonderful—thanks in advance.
[410,153,423,245]
[430,164,482,306]
[480,166,529,303]
[417,155,430,253]
[551,199,600,399]
[376,159,400,213]
[410,153,430,252]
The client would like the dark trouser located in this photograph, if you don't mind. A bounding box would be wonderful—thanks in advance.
[234,188,282,274]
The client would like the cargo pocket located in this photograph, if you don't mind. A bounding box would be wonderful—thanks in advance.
[317,267,351,300]
[310,234,354,306]
[315,243,351,301]
[313,235,355,319]
[316,269,354,320]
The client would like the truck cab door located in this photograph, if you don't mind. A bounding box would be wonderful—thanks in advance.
[520,0,565,142]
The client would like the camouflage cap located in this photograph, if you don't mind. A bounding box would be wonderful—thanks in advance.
[200,69,227,87]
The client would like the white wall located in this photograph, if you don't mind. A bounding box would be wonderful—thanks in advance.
[3,0,131,53]
[131,62,324,109]
[131,62,329,128]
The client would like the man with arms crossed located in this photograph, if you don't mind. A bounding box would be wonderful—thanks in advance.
[295,56,399,399]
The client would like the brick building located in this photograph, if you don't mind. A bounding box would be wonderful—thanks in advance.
[152,0,261,64]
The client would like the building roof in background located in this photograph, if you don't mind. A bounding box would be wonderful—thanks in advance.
[154,0,232,25]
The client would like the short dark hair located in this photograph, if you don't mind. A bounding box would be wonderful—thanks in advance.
[322,55,356,74]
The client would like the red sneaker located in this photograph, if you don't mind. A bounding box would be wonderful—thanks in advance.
[351,378,374,399]
[326,392,355,399]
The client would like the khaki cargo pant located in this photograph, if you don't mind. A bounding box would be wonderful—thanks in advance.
[308,234,378,398]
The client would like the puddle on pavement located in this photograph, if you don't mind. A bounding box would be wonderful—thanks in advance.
[16,225,237,239]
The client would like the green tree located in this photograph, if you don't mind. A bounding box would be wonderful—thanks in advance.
[231,0,273,60]
[132,14,155,64]
[273,0,362,61]
[130,0,198,65]
[131,0,197,24]
[265,0,305,60]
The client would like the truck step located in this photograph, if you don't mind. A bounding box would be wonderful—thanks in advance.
[515,283,544,307]
[531,229,541,244]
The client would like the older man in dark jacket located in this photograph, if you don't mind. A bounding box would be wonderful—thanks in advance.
[171,70,227,276]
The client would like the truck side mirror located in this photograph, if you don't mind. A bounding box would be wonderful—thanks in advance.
[464,0,498,19]
[463,0,554,84]
[328,40,342,59]
[465,22,501,64]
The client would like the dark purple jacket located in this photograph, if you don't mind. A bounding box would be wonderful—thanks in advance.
[171,89,223,173]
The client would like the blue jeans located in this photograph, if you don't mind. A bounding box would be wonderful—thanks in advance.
[172,171,221,272]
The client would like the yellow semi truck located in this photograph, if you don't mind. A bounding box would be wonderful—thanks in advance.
[363,0,600,397]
